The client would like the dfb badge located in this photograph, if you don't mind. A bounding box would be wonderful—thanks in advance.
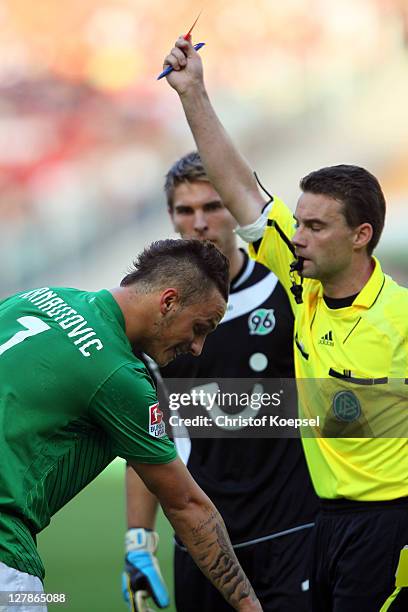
[149,402,166,438]
[332,391,361,422]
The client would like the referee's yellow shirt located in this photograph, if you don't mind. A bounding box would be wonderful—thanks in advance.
[249,197,408,501]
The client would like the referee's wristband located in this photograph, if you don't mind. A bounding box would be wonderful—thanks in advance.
[235,201,273,243]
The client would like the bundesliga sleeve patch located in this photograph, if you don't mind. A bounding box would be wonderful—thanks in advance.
[148,402,166,438]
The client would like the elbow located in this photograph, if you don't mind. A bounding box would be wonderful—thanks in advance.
[161,487,213,524]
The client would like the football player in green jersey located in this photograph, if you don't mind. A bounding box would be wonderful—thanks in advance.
[0,238,262,612]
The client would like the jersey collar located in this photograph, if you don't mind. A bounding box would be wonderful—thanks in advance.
[317,256,385,309]
[231,249,252,291]
[94,289,127,330]
[352,256,385,308]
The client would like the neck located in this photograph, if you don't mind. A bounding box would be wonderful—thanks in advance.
[322,257,374,298]
[227,248,245,281]
[109,287,152,343]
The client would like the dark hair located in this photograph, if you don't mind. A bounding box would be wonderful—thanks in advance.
[299,164,386,255]
[164,151,209,210]
[121,239,229,303]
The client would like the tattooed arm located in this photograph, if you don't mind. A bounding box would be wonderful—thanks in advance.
[130,458,262,611]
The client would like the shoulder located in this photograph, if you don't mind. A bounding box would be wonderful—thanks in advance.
[232,253,278,293]
[382,275,408,305]
[110,360,155,391]
[238,259,292,308]
[91,360,156,408]
[380,275,408,329]
[225,256,293,325]
[89,361,158,419]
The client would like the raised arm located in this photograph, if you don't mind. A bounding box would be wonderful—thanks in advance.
[131,458,262,611]
[163,37,266,226]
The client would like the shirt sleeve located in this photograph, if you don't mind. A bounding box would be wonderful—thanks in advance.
[89,363,177,464]
[245,196,301,313]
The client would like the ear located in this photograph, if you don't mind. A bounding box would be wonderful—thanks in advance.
[159,288,180,315]
[353,223,373,251]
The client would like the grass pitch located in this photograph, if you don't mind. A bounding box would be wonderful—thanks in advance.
[38,459,176,611]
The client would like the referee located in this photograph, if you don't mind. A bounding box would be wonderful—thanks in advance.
[161,37,408,611]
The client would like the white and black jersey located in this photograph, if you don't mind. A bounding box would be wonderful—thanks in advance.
[160,251,318,545]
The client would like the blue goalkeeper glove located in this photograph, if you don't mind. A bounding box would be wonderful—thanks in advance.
[122,528,170,612]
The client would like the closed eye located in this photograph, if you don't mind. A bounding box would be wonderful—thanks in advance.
[293,216,324,232]
[194,319,218,336]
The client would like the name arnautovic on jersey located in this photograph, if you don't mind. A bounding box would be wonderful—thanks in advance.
[19,287,103,357]
[169,414,320,429]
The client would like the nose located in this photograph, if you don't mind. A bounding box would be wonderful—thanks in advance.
[292,226,306,249]
[190,336,205,357]
[193,211,208,234]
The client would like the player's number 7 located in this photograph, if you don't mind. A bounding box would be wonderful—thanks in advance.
[0,316,51,356]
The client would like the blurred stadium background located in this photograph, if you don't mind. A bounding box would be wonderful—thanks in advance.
[0,0,406,610]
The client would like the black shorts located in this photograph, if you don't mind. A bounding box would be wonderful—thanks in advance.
[174,525,313,612]
[311,498,408,612]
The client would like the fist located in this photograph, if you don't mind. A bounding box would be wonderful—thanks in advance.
[163,37,205,94]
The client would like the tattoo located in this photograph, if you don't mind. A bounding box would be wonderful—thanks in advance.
[191,509,217,536]
[189,509,257,607]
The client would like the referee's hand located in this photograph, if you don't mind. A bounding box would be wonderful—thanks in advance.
[122,528,169,611]
[163,37,204,96]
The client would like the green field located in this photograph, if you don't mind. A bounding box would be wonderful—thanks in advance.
[38,460,176,611]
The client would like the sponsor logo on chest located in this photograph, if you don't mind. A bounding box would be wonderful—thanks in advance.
[319,330,334,346]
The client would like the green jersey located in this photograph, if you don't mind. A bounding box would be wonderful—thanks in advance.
[0,287,176,579]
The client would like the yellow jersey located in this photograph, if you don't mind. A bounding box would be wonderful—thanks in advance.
[248,197,408,501]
